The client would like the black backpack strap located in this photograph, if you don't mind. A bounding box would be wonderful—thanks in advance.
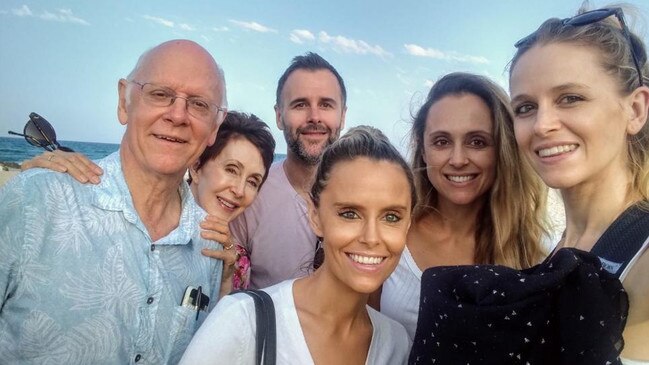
[231,289,276,365]
[591,204,649,279]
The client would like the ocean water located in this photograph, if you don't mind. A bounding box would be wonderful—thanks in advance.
[0,136,286,166]
[0,136,119,165]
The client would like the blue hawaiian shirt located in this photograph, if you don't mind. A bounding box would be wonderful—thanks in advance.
[0,151,223,364]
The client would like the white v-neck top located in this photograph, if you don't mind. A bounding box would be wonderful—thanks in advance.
[180,279,411,364]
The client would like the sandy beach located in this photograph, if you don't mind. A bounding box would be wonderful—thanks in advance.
[0,164,20,187]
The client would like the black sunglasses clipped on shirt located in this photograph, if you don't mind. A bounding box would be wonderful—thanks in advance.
[515,7,644,87]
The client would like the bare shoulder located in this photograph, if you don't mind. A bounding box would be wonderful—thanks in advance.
[621,249,649,360]
[624,249,649,324]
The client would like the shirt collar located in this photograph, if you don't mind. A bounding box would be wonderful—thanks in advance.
[88,150,205,245]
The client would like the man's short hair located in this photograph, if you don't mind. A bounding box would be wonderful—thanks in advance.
[275,52,346,107]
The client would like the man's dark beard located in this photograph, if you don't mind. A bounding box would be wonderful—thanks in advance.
[284,125,336,166]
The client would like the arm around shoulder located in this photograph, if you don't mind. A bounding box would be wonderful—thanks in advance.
[229,211,250,244]
[21,150,103,184]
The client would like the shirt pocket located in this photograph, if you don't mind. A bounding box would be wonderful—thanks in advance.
[165,305,206,364]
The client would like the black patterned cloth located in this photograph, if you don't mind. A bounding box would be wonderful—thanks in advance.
[409,248,628,365]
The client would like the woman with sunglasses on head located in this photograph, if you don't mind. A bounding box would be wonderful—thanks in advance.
[508,5,649,363]
[180,126,416,364]
[377,72,550,340]
[22,111,276,295]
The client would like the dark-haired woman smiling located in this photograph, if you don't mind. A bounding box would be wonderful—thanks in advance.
[181,126,415,365]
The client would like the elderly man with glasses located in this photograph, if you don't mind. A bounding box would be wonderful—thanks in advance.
[0,40,227,364]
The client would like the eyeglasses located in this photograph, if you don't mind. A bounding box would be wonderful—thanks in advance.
[129,80,227,121]
[515,7,644,87]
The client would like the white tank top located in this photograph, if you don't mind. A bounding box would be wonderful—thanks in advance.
[380,245,422,340]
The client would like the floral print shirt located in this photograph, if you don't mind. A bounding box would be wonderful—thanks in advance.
[232,244,251,290]
[0,151,223,365]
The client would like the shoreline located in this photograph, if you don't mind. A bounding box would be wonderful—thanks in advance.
[0,165,20,187]
[1,161,21,170]
[1,161,21,187]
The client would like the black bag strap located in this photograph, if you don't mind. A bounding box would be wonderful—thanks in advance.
[591,203,649,279]
[231,289,276,365]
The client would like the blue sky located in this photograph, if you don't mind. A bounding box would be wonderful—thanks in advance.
[2,1,649,154]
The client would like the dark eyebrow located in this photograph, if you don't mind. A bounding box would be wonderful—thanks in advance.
[289,97,309,106]
[333,202,409,212]
[318,97,338,105]
[427,130,492,140]
[427,131,450,139]
[224,160,244,169]
[248,173,263,181]
[225,160,264,181]
[466,130,493,137]
[289,97,338,106]
[383,204,409,212]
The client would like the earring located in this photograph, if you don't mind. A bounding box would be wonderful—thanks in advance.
[313,237,324,270]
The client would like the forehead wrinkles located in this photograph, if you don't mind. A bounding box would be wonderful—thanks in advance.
[132,43,224,102]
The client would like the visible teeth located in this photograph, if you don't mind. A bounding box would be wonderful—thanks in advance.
[446,175,475,183]
[538,144,577,157]
[217,197,235,209]
[157,135,183,143]
[349,254,384,265]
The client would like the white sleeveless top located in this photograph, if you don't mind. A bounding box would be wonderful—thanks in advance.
[380,245,422,340]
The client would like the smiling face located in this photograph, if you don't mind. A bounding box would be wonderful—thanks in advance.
[509,43,637,190]
[276,69,346,165]
[422,94,496,209]
[190,137,265,222]
[308,157,412,294]
[118,41,225,178]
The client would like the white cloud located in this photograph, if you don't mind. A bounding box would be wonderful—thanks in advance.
[178,23,194,31]
[404,44,488,64]
[229,19,277,33]
[40,8,89,25]
[140,15,196,31]
[319,31,391,58]
[12,5,32,16]
[143,15,174,28]
[212,26,229,32]
[10,5,89,25]
[289,29,315,44]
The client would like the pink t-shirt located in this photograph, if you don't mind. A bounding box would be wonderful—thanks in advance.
[230,160,317,289]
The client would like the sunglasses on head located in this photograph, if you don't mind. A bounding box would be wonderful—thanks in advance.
[515,7,644,87]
